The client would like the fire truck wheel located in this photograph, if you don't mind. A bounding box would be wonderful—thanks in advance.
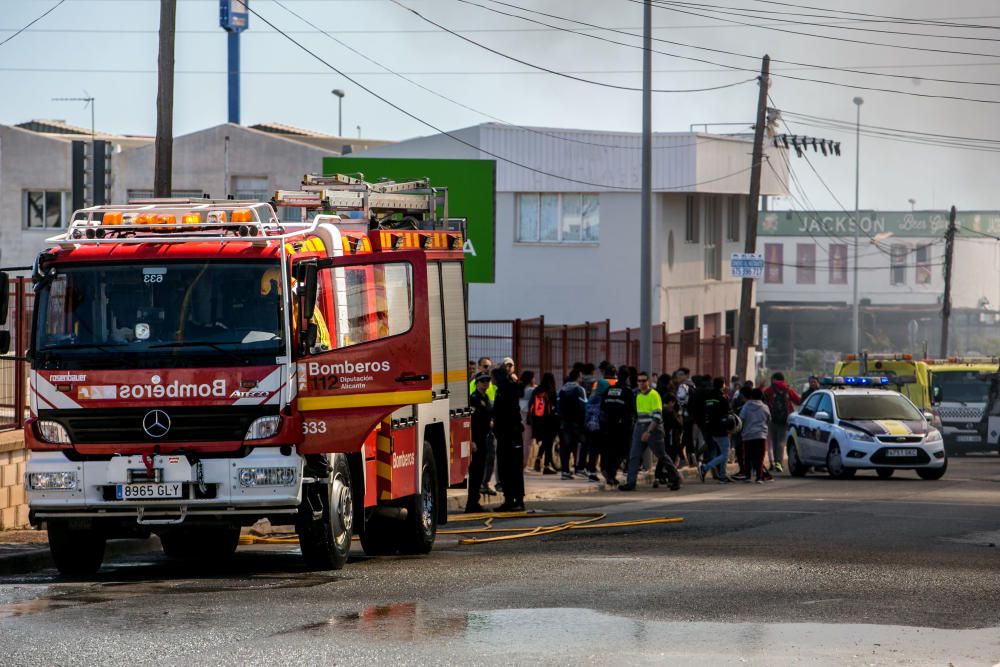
[398,443,438,555]
[298,454,353,570]
[48,521,106,577]
[160,525,240,563]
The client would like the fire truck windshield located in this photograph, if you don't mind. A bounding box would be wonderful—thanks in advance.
[33,261,285,369]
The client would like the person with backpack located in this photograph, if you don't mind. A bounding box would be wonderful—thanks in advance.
[698,377,735,484]
[599,366,634,487]
[762,371,802,473]
[558,369,588,480]
[729,382,754,481]
[492,367,525,512]
[529,373,559,474]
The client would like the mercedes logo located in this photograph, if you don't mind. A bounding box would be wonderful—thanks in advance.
[142,410,171,438]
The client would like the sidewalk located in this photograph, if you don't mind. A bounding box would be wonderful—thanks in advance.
[0,530,160,575]
[445,463,716,511]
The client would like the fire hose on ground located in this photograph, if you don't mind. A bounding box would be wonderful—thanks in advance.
[239,511,684,546]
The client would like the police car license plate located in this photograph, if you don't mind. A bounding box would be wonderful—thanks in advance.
[116,483,183,500]
[885,448,918,457]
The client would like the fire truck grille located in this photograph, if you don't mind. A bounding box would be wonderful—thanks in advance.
[39,406,280,445]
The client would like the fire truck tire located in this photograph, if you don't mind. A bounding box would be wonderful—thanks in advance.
[48,522,106,577]
[298,454,353,570]
[398,442,438,555]
[160,525,240,563]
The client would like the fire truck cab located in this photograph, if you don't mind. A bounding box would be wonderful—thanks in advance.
[1,174,472,576]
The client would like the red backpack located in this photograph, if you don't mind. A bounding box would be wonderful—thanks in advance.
[531,392,549,418]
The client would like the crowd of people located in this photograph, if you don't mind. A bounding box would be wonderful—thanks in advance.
[465,356,803,513]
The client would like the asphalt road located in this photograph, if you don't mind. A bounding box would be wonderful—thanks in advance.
[1,457,999,666]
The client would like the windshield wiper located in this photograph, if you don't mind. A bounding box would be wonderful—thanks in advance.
[39,342,126,353]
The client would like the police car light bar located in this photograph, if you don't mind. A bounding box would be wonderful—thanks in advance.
[821,376,891,387]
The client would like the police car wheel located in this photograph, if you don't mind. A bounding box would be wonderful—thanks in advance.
[876,468,894,479]
[916,460,947,481]
[786,439,808,477]
[825,443,855,480]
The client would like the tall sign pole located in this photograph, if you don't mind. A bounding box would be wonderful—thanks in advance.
[220,1,250,124]
[734,55,770,382]
[154,0,177,198]
[639,0,653,374]
[940,205,957,358]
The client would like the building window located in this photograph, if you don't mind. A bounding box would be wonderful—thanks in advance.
[915,244,932,285]
[516,193,599,243]
[796,243,816,284]
[24,190,69,229]
[764,243,783,284]
[890,244,907,285]
[704,197,722,280]
[829,243,848,284]
[725,309,736,343]
[232,176,269,202]
[685,195,700,243]
[683,315,698,331]
[726,196,741,242]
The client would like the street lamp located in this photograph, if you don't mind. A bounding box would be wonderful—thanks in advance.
[908,198,916,212]
[332,89,345,137]
[851,96,864,356]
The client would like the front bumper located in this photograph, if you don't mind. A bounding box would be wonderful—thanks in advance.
[839,439,946,469]
[26,448,304,522]
[941,425,989,452]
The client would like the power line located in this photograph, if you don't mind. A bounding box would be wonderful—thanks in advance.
[270,0,712,151]
[0,0,65,48]
[655,0,1000,42]
[744,0,1000,31]
[461,0,1000,105]
[244,3,755,192]
[649,0,1000,61]
[389,0,756,93]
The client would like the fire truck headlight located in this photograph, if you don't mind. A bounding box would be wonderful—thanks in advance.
[37,420,72,445]
[238,467,297,487]
[244,416,282,441]
[28,471,77,490]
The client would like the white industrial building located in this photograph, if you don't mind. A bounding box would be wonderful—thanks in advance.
[756,209,1000,365]
[352,123,790,335]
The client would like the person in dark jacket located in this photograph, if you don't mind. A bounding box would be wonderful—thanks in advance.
[466,373,493,513]
[698,377,733,484]
[599,366,635,486]
[492,367,525,511]
[558,369,588,480]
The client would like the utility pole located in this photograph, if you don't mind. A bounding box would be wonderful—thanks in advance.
[734,54,770,381]
[639,0,653,374]
[940,205,957,358]
[154,0,177,198]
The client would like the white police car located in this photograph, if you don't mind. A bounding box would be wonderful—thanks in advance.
[786,377,947,480]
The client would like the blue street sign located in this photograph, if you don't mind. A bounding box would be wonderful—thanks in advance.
[220,0,249,32]
[730,252,765,279]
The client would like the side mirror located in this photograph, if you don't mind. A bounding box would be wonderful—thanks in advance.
[923,411,935,422]
[302,263,318,322]
[815,411,832,423]
[0,272,8,327]
[931,386,942,404]
[0,331,9,355]
[300,322,318,356]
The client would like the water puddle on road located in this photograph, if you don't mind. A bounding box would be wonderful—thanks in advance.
[283,605,1000,665]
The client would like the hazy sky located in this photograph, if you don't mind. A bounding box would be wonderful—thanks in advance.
[2,0,1000,212]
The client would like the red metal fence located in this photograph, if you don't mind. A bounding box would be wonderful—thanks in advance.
[0,278,32,431]
[470,318,731,382]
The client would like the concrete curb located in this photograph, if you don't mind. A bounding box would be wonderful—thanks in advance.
[0,536,161,576]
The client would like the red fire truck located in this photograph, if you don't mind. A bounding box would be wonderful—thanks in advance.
[0,174,472,576]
